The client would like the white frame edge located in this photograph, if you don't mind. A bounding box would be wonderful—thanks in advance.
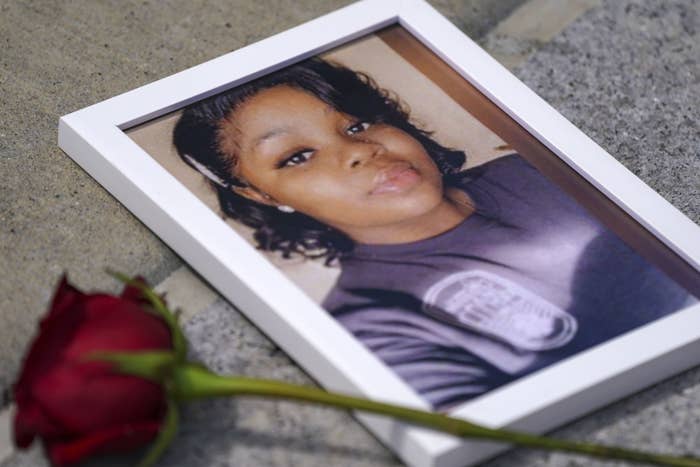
[58,1,700,466]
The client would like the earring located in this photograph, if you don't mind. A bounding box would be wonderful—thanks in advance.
[277,205,295,213]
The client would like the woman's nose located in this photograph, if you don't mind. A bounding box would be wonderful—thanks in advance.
[342,140,382,169]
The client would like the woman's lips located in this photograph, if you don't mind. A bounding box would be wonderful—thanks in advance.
[370,162,422,195]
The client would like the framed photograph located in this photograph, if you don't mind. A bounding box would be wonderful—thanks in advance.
[58,1,700,466]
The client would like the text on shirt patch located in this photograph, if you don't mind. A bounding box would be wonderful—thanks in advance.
[422,270,577,351]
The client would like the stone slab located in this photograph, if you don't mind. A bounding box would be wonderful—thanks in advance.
[481,0,602,69]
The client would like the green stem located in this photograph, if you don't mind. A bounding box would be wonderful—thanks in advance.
[172,364,700,467]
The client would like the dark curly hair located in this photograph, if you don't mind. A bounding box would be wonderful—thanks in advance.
[173,58,467,265]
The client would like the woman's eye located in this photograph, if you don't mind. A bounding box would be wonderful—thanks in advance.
[346,121,371,135]
[279,149,314,168]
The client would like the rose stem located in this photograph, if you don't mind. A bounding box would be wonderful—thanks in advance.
[173,364,700,467]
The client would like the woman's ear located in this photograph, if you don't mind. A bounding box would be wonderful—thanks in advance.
[232,185,295,213]
[231,185,277,207]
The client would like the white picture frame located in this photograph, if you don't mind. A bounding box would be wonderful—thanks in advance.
[58,1,700,466]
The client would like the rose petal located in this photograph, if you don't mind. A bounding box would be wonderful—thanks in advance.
[33,362,165,433]
[13,400,67,449]
[45,276,83,321]
[13,403,42,448]
[14,302,85,404]
[65,296,172,357]
[46,421,161,466]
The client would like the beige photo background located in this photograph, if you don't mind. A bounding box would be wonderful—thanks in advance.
[126,33,512,304]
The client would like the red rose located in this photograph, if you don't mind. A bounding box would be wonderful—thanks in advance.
[13,276,173,466]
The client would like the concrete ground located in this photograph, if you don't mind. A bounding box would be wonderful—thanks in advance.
[1,0,699,466]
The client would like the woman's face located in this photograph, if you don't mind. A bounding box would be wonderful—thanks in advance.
[217,85,446,240]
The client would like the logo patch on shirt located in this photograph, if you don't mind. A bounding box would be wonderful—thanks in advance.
[422,270,577,351]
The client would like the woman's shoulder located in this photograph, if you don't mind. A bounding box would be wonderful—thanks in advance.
[462,153,538,182]
[458,153,587,223]
[457,154,552,205]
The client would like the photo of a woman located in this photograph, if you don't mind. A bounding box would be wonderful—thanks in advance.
[171,57,697,411]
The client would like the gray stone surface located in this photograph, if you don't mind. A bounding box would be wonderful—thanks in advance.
[480,0,602,69]
[426,0,524,39]
[513,0,699,225]
[2,0,699,466]
[166,300,400,467]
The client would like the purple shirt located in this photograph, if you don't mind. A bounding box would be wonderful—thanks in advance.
[323,155,696,410]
